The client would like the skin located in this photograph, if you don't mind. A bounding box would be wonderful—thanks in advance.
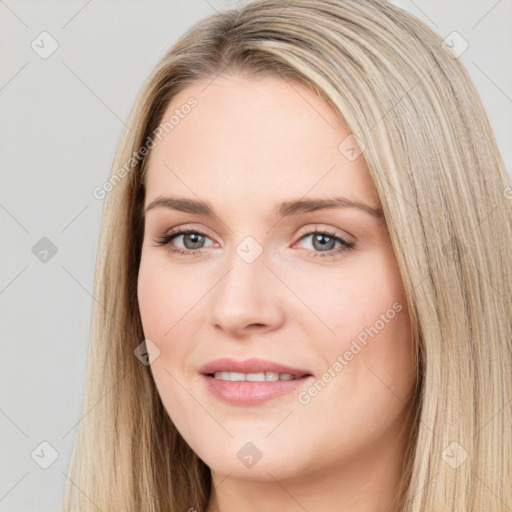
[137,72,417,512]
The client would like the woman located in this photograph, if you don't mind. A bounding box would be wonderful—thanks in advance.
[63,0,512,510]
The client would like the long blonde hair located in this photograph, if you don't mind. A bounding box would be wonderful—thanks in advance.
[63,1,512,510]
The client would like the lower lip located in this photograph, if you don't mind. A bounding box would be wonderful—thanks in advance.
[201,374,314,405]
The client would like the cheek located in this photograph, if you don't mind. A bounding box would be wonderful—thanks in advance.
[137,257,196,419]
[288,256,407,341]
[294,255,415,406]
[137,252,204,337]
[137,253,207,388]
[138,261,167,339]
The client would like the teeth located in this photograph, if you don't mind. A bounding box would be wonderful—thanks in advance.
[246,372,265,381]
[212,371,303,381]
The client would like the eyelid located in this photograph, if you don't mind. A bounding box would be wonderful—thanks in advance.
[295,224,354,244]
[160,224,218,241]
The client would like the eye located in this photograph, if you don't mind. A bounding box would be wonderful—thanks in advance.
[153,226,215,256]
[294,228,355,259]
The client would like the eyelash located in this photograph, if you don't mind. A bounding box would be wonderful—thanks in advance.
[153,226,355,260]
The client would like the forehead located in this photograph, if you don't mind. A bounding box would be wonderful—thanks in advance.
[144,74,379,210]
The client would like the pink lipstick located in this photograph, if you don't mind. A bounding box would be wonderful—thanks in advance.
[199,357,314,405]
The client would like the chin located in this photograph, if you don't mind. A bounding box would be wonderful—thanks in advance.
[190,435,311,481]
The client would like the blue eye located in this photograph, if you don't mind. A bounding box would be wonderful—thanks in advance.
[296,230,354,257]
[154,227,214,256]
[153,227,355,259]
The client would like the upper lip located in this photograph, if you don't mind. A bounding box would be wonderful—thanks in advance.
[199,357,313,376]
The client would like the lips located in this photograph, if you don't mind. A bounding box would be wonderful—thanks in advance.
[199,357,313,377]
[199,357,314,405]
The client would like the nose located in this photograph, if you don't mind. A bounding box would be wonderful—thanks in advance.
[207,247,286,337]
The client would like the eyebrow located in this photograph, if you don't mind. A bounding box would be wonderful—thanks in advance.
[144,196,383,218]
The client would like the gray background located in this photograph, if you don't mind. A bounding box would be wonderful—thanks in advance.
[1,1,510,510]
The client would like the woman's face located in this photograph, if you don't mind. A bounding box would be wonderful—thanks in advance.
[137,73,416,483]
